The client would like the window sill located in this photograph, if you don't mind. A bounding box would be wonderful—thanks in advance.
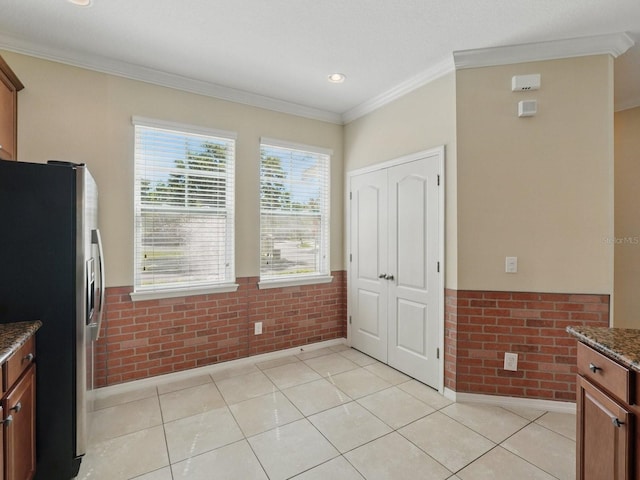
[258,275,333,290]
[130,283,240,302]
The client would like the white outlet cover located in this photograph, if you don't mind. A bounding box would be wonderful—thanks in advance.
[504,352,518,371]
[254,322,263,335]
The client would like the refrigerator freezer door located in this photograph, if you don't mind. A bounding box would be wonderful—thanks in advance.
[1,159,84,478]
[75,165,99,459]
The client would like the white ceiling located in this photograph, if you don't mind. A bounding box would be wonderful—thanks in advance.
[1,0,639,123]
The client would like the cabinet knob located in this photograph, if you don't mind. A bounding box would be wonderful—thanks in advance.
[1,415,13,427]
[588,363,602,374]
[612,417,625,428]
[10,402,21,413]
[23,353,34,363]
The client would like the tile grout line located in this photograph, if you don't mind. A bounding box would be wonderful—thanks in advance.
[214,368,284,480]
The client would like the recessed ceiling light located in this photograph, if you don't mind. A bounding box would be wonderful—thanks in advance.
[328,73,346,84]
[68,0,92,6]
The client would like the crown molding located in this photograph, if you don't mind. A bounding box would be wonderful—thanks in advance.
[454,32,635,70]
[2,31,636,125]
[0,33,343,125]
[341,57,455,124]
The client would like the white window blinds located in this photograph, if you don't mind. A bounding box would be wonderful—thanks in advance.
[260,138,331,281]
[133,117,235,294]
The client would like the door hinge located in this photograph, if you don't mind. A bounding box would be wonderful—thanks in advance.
[437,261,440,272]
[349,253,352,262]
[436,347,440,359]
[349,315,352,325]
[350,191,352,200]
[437,174,440,186]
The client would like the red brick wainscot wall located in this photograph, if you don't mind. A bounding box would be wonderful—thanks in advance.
[94,271,347,387]
[445,289,609,402]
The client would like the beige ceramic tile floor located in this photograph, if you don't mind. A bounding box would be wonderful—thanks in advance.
[77,345,576,480]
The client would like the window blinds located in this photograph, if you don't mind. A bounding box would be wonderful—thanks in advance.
[260,139,330,280]
[133,119,235,292]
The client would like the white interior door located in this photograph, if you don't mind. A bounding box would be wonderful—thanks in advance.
[349,149,443,389]
[387,158,440,387]
[349,169,388,363]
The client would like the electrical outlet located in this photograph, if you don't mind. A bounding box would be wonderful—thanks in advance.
[505,256,518,273]
[254,322,263,335]
[504,352,518,371]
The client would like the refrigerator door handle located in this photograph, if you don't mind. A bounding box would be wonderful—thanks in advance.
[89,228,105,341]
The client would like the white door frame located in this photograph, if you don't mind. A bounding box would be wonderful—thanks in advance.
[346,145,446,393]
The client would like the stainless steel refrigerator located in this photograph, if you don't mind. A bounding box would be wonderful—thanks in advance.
[0,159,105,479]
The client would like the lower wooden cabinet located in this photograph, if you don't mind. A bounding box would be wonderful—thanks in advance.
[2,364,35,480]
[0,406,4,479]
[575,341,639,480]
[1,336,36,480]
[577,374,632,480]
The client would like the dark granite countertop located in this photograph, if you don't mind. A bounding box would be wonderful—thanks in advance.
[567,326,640,373]
[0,321,41,365]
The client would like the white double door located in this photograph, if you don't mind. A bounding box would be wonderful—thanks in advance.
[349,152,442,388]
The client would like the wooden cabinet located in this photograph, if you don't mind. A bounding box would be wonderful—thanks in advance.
[576,342,636,480]
[0,406,4,480]
[0,55,24,161]
[1,339,35,480]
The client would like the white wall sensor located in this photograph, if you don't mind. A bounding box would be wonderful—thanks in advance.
[518,100,537,117]
[512,74,541,92]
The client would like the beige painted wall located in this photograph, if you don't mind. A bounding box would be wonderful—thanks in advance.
[344,72,458,288]
[5,50,615,298]
[4,51,344,287]
[456,55,614,294]
[614,106,640,327]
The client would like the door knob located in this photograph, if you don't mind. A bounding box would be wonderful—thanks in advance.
[386,275,394,281]
[378,274,387,279]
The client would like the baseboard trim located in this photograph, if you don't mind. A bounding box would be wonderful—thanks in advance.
[443,387,456,402]
[94,337,347,400]
[451,391,576,414]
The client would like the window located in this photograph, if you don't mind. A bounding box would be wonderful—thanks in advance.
[259,138,331,286]
[132,117,236,300]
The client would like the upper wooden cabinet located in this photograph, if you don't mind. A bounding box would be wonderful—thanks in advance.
[0,55,24,161]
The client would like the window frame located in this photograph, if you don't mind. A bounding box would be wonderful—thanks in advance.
[258,137,333,289]
[131,116,238,301]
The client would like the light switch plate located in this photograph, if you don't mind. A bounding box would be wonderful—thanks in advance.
[505,256,518,273]
[254,322,263,335]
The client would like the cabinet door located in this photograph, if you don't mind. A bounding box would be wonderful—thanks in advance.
[0,72,17,161]
[577,375,632,480]
[3,364,35,480]
[0,55,22,162]
[0,405,4,480]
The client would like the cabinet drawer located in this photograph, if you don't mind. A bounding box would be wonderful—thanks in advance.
[3,336,35,392]
[577,342,632,404]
